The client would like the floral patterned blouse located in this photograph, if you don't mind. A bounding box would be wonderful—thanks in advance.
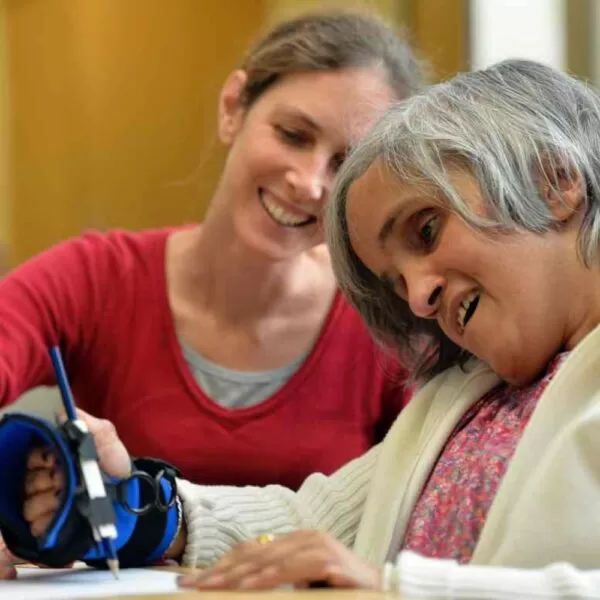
[403,353,569,563]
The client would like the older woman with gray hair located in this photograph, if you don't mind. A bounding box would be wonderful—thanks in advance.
[10,59,600,598]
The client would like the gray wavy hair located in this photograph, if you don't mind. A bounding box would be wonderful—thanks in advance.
[327,59,600,382]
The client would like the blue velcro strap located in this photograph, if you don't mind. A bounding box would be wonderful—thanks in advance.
[83,477,141,561]
[85,458,182,568]
[145,477,179,563]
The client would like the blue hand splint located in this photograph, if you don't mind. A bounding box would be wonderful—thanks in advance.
[0,412,180,568]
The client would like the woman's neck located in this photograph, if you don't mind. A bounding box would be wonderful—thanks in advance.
[168,221,334,325]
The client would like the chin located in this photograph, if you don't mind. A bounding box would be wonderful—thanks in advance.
[490,355,551,388]
[236,217,320,262]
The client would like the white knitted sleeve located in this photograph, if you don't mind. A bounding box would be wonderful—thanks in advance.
[177,443,380,567]
[390,551,600,599]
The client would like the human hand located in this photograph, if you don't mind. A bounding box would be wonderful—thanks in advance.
[23,409,131,538]
[177,530,381,591]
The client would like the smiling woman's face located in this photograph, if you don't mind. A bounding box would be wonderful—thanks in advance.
[345,160,596,386]
[215,67,395,262]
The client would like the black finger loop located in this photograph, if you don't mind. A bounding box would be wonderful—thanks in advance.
[116,466,178,516]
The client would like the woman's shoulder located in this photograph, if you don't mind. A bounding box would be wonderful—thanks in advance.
[61,226,187,276]
[75,226,175,256]
[15,227,175,263]
[3,227,185,299]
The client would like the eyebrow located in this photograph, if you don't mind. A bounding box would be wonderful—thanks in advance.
[275,105,322,132]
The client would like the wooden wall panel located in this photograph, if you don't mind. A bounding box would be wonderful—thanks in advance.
[266,0,401,23]
[5,0,265,264]
[0,3,10,271]
[566,0,594,80]
[404,0,469,81]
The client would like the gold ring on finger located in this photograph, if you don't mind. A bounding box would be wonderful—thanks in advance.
[256,534,275,545]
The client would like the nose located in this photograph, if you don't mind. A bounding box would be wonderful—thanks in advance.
[285,154,329,205]
[403,265,445,319]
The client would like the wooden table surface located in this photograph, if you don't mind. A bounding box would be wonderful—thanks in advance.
[92,590,390,600]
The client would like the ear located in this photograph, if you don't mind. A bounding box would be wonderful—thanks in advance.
[539,160,586,222]
[217,70,248,146]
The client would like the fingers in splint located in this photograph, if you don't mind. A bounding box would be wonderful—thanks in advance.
[23,489,60,525]
[24,467,63,496]
[26,447,56,470]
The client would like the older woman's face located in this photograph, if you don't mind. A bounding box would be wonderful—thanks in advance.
[345,161,595,386]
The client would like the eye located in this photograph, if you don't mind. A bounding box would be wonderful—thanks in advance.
[420,217,438,246]
[329,151,346,174]
[274,125,310,146]
[415,212,440,250]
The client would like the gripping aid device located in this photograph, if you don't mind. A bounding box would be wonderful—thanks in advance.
[0,411,182,568]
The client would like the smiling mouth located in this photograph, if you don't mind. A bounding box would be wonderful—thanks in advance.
[457,291,480,331]
[259,189,316,228]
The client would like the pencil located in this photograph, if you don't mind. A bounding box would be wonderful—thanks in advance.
[49,345,120,579]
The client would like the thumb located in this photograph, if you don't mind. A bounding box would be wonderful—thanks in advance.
[58,407,105,433]
[58,408,119,446]
[58,409,132,479]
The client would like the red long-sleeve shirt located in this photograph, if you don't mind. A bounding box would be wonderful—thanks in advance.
[0,229,409,489]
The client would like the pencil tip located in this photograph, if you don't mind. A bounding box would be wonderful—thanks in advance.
[107,558,120,580]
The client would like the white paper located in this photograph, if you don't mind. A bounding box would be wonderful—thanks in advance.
[1,566,183,599]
